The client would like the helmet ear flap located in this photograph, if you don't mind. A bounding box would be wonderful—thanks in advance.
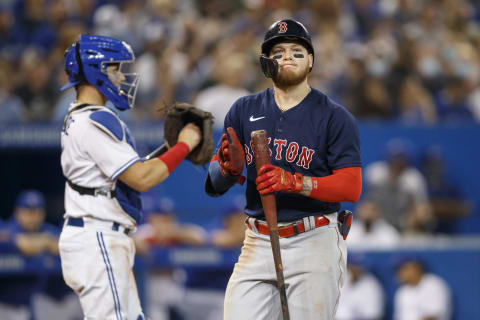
[64,42,84,82]
[260,54,278,78]
[73,42,85,82]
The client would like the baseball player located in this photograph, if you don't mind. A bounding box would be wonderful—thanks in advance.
[1,190,59,320]
[205,19,362,320]
[58,35,201,320]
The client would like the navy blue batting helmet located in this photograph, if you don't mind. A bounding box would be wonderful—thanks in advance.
[261,19,314,60]
[61,34,139,111]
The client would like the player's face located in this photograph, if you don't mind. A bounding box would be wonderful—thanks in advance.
[106,64,125,89]
[15,208,45,232]
[270,42,312,88]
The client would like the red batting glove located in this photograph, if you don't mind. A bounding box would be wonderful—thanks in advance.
[218,127,244,176]
[255,164,304,195]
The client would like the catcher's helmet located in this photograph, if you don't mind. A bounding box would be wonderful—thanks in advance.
[261,19,314,60]
[61,34,139,111]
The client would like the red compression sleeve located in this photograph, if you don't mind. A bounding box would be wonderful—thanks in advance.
[308,167,362,203]
[158,142,190,174]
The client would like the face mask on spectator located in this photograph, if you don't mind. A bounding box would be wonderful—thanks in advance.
[366,58,390,77]
[418,56,441,78]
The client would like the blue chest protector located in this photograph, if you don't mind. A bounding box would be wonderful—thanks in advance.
[89,110,143,224]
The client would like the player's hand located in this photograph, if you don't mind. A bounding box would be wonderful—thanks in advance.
[178,123,201,152]
[256,164,303,195]
[218,127,244,176]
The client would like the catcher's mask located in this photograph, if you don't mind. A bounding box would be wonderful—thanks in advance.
[260,19,314,78]
[61,34,139,111]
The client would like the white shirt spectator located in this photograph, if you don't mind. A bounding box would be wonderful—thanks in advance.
[195,84,249,129]
[336,269,385,320]
[394,273,452,320]
[347,218,401,249]
[366,162,429,203]
[365,161,430,230]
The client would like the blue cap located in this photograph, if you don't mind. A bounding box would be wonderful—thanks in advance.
[15,190,45,209]
[393,253,427,271]
[385,138,414,162]
[348,251,369,268]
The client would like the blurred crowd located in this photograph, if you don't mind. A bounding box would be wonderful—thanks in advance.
[1,0,480,124]
[349,137,471,248]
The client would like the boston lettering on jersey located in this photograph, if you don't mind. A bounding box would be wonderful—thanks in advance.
[244,138,315,169]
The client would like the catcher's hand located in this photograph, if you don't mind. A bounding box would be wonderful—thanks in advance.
[178,123,201,151]
[256,164,303,195]
[218,127,244,176]
[163,102,214,165]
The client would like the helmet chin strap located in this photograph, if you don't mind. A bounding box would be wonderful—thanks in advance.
[260,54,279,78]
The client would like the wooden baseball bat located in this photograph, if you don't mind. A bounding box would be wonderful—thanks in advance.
[251,129,290,320]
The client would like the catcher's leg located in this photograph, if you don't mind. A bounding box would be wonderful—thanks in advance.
[224,229,282,320]
[59,225,145,319]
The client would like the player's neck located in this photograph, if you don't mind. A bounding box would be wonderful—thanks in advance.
[76,84,107,106]
[273,81,311,112]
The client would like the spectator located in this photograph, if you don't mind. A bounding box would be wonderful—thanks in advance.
[209,198,247,248]
[336,253,385,320]
[394,258,452,320]
[133,194,206,320]
[0,190,80,320]
[421,145,471,234]
[0,60,26,123]
[397,76,437,125]
[194,52,251,129]
[365,138,433,233]
[14,48,56,121]
[348,198,401,249]
[435,75,476,123]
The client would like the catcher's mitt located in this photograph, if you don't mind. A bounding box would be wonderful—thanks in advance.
[163,102,214,165]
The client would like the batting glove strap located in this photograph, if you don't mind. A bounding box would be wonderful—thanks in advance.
[300,176,312,196]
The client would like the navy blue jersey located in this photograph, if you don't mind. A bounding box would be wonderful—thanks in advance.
[223,88,361,222]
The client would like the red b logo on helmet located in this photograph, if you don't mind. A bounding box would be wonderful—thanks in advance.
[278,22,288,33]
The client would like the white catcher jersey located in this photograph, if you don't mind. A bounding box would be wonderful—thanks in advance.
[61,103,141,228]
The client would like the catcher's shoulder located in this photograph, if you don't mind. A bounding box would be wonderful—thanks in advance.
[88,109,125,142]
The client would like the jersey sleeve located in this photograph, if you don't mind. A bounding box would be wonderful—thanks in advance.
[326,102,362,170]
[82,121,141,181]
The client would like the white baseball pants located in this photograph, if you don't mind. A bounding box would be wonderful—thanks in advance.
[59,220,144,320]
[224,213,347,320]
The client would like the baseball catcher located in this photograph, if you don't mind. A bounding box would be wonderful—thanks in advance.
[58,34,205,319]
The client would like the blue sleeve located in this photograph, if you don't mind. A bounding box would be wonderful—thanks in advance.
[205,162,239,197]
[326,102,362,170]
